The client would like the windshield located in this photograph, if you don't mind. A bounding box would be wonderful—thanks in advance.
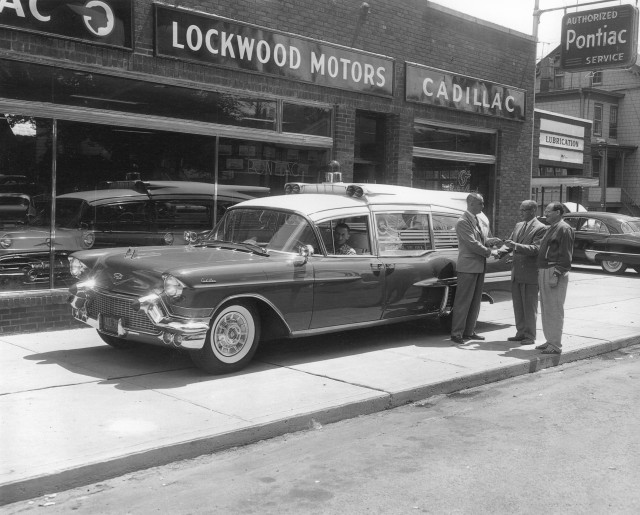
[621,220,640,234]
[208,208,319,253]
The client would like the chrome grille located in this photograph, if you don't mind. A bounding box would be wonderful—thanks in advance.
[87,289,158,334]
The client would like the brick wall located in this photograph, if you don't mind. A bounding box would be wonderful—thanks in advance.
[0,291,84,335]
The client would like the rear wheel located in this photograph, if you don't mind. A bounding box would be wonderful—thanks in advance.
[190,302,261,374]
[97,331,135,349]
[600,260,627,274]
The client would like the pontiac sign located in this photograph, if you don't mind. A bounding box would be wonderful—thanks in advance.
[405,63,526,121]
[560,4,639,71]
[155,5,394,96]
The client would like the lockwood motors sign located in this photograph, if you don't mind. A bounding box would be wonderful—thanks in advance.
[405,63,526,121]
[560,4,639,71]
[154,5,394,96]
[0,0,132,49]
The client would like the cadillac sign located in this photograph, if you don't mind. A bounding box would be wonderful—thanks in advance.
[0,0,133,49]
[405,63,526,121]
[560,4,639,71]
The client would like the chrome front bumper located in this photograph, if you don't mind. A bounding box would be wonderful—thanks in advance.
[69,282,209,350]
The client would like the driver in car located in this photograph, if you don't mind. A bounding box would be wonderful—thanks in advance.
[333,223,356,255]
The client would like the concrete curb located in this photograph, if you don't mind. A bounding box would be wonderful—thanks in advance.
[2,334,638,506]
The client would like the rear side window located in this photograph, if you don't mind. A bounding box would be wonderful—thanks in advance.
[375,212,432,256]
[432,213,459,249]
[155,200,214,231]
[90,201,151,230]
[580,218,610,234]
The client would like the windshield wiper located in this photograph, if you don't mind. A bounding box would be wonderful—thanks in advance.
[202,240,269,256]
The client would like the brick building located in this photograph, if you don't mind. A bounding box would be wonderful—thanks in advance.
[0,0,535,333]
[536,47,640,215]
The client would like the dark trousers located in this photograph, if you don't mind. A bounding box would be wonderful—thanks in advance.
[510,281,539,341]
[451,271,485,338]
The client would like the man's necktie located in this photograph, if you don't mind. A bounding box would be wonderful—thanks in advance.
[517,221,529,243]
[476,216,485,243]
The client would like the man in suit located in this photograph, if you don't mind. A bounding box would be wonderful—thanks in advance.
[502,200,547,346]
[451,193,501,345]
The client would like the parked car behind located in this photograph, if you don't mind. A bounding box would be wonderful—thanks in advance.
[67,182,511,374]
[563,211,640,274]
[0,181,269,290]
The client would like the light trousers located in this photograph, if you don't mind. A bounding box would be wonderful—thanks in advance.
[538,267,569,352]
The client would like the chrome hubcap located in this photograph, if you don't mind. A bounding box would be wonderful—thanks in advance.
[214,312,249,357]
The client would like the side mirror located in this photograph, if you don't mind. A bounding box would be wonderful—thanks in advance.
[184,230,199,245]
[294,244,314,266]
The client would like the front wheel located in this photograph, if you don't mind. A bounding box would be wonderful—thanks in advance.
[190,302,261,374]
[601,260,627,274]
[97,331,135,349]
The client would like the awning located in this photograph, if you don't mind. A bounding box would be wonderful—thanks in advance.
[532,176,599,187]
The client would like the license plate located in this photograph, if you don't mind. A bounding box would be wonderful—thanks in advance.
[100,315,120,334]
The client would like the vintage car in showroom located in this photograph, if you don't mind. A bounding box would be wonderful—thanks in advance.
[563,211,640,274]
[67,182,510,374]
[0,181,268,290]
[0,192,95,288]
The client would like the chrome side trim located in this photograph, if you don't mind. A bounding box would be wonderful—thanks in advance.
[291,313,437,337]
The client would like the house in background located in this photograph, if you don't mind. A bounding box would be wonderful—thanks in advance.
[535,47,640,215]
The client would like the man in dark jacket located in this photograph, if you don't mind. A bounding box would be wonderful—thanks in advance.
[535,202,574,355]
[503,200,547,346]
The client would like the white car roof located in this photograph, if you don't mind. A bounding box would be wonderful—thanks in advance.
[234,183,469,217]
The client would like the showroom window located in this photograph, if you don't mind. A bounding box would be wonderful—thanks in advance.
[0,60,334,293]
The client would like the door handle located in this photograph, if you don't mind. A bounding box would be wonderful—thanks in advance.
[370,263,383,270]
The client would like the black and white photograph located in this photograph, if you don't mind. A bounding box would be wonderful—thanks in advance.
[1,0,639,512]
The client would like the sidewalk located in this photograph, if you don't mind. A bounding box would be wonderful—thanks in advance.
[2,270,639,505]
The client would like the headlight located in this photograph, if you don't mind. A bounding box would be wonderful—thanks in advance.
[163,274,185,299]
[82,231,95,249]
[0,234,12,249]
[69,257,88,278]
[163,232,174,245]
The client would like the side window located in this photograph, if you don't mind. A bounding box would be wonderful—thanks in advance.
[432,213,459,249]
[375,212,432,256]
[564,217,580,230]
[155,200,213,231]
[317,216,371,256]
[597,221,610,234]
[94,201,151,230]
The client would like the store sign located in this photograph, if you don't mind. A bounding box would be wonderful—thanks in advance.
[154,5,394,96]
[560,4,639,71]
[539,132,584,152]
[405,63,526,121]
[0,0,133,49]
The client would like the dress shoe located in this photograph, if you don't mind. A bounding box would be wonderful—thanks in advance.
[520,339,535,345]
[507,335,525,341]
[463,333,485,340]
[450,335,467,345]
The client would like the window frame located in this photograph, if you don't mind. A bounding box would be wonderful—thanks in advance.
[593,103,603,136]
